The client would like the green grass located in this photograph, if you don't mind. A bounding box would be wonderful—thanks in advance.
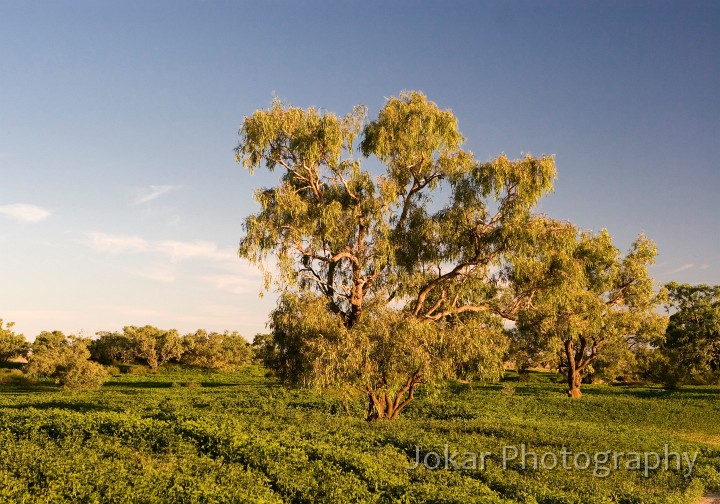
[0,366,718,503]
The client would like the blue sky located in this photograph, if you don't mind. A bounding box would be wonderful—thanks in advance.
[1,1,718,341]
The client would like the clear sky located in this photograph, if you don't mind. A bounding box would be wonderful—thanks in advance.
[1,0,718,341]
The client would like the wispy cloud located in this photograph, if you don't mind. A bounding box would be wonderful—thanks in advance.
[125,264,177,283]
[131,185,181,205]
[669,263,694,274]
[85,232,235,262]
[200,272,260,295]
[155,240,232,263]
[86,232,148,253]
[84,232,260,290]
[0,204,51,222]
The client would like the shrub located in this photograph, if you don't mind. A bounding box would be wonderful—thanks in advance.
[90,326,184,370]
[25,331,107,390]
[105,365,121,377]
[56,359,108,390]
[0,319,29,362]
[88,331,135,365]
[181,330,252,371]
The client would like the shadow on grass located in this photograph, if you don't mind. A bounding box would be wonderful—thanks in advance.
[579,386,670,400]
[666,386,720,396]
[0,362,24,370]
[3,400,116,412]
[103,381,175,389]
[446,381,566,398]
[0,382,59,394]
[573,384,720,401]
[105,380,261,390]
[197,382,244,388]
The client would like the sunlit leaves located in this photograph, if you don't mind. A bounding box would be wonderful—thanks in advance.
[267,292,507,419]
[0,320,28,362]
[235,91,558,327]
[513,224,667,395]
[360,91,470,188]
[662,282,720,384]
[25,331,108,390]
[235,91,561,416]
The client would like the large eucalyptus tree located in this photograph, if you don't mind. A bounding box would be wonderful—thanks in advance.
[235,91,556,419]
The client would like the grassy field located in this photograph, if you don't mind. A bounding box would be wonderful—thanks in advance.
[0,365,719,503]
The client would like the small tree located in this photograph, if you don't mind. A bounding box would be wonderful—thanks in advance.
[25,330,72,376]
[251,333,277,368]
[155,328,184,368]
[660,282,720,385]
[122,325,184,371]
[89,331,135,365]
[181,330,252,370]
[218,332,253,370]
[0,319,29,362]
[56,355,108,391]
[25,331,107,390]
[513,221,667,398]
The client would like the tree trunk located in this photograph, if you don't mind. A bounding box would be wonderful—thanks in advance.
[365,374,419,421]
[564,339,583,398]
[567,368,583,398]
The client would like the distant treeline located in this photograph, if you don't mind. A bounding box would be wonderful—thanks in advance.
[0,322,255,390]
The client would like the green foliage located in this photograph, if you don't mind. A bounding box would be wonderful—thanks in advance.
[55,358,108,391]
[181,329,252,371]
[89,330,136,365]
[236,91,556,325]
[25,331,107,391]
[587,336,641,383]
[269,292,508,419]
[661,282,720,386]
[0,319,28,362]
[91,326,251,372]
[513,223,667,397]
[235,91,557,417]
[0,367,718,503]
[251,332,277,368]
[121,325,184,371]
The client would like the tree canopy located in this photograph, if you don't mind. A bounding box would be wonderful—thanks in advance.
[512,222,667,397]
[236,91,558,419]
[661,282,720,385]
[25,331,107,390]
[0,319,28,362]
[236,92,556,329]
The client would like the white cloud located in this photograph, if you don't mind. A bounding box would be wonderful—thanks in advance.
[83,232,261,293]
[669,263,695,274]
[0,204,51,222]
[131,185,181,205]
[156,240,233,263]
[126,264,176,283]
[200,273,260,295]
[86,232,149,253]
[85,232,236,263]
